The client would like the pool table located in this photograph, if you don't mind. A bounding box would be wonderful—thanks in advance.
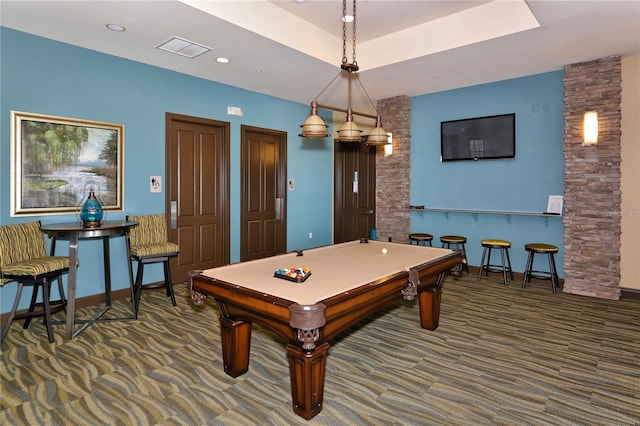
[189,240,462,420]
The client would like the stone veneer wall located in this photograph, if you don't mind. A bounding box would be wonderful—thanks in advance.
[375,96,411,243]
[563,56,622,299]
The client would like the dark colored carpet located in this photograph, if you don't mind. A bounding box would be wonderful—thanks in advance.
[1,273,639,425]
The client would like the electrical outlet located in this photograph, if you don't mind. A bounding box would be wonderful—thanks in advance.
[308,232,313,239]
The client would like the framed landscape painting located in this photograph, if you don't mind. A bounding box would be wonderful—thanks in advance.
[10,111,124,216]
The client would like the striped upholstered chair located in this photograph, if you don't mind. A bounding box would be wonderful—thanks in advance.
[0,221,70,343]
[126,214,180,316]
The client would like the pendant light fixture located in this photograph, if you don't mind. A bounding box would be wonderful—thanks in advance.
[299,0,389,146]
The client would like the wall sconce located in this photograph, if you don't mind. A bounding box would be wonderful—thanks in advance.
[384,133,393,156]
[583,111,598,145]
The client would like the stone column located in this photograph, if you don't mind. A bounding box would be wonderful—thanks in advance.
[563,56,622,299]
[375,96,411,243]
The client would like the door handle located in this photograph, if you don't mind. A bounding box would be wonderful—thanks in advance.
[364,210,374,215]
[170,201,177,229]
[275,198,283,220]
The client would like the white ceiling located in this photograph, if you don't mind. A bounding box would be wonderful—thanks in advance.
[1,0,639,108]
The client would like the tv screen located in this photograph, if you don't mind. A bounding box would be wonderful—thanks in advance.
[440,113,515,162]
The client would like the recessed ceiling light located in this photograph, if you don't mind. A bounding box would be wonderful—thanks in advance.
[216,57,230,64]
[341,15,354,23]
[106,24,126,32]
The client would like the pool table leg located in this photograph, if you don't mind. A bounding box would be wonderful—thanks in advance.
[286,342,330,420]
[417,272,445,330]
[219,316,252,377]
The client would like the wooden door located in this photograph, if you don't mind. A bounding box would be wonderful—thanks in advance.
[240,125,287,261]
[166,113,230,281]
[334,142,376,243]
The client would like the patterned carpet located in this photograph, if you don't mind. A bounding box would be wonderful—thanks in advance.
[1,273,639,425]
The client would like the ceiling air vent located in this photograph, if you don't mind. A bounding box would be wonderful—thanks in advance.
[157,36,210,59]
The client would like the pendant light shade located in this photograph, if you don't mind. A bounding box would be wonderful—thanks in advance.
[335,110,363,142]
[299,102,329,138]
[365,116,388,145]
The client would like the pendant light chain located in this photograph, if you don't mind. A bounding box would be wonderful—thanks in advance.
[342,0,348,66]
[351,0,357,66]
[342,0,357,67]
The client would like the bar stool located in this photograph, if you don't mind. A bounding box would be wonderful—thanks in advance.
[522,243,559,294]
[440,235,469,273]
[409,233,433,246]
[478,239,513,286]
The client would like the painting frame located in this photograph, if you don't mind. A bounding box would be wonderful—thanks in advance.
[10,111,124,217]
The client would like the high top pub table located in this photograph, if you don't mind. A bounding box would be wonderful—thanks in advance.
[41,220,138,340]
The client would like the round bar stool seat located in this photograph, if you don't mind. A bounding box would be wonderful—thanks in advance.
[478,239,514,286]
[440,235,469,273]
[409,233,433,246]
[522,243,559,294]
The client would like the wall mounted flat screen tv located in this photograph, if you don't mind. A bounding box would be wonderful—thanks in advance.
[441,113,515,161]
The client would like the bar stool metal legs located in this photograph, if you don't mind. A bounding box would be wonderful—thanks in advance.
[409,233,433,246]
[440,235,469,274]
[522,243,559,294]
[478,239,513,286]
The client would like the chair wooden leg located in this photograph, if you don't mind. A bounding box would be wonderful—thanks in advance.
[24,277,66,332]
[56,276,67,314]
[134,263,144,317]
[1,282,25,342]
[23,282,41,329]
[164,260,177,306]
[127,259,136,305]
[42,278,55,343]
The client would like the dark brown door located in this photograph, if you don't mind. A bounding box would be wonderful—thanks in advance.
[334,142,376,243]
[166,113,230,281]
[240,125,287,261]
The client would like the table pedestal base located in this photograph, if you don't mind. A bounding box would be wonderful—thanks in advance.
[72,306,134,338]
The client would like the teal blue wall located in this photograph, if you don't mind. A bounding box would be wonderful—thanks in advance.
[0,28,334,312]
[1,28,567,314]
[410,73,566,276]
